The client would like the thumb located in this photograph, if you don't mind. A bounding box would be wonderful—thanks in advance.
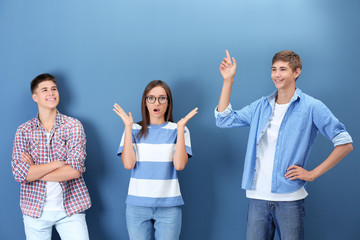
[232,57,237,68]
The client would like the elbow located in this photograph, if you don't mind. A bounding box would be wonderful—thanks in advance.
[123,160,135,170]
[346,143,353,153]
[123,163,135,170]
[174,164,186,171]
[12,170,28,183]
[174,161,187,171]
[122,156,136,170]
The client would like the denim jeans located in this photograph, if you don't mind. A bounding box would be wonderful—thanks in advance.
[126,204,182,240]
[246,199,305,240]
[23,211,89,240]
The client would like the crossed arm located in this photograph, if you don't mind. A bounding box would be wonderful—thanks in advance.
[21,152,81,182]
[12,123,85,183]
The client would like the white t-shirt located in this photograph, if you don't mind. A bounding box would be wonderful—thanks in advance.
[42,132,65,211]
[246,102,308,201]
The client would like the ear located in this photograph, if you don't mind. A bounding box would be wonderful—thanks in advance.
[294,68,301,78]
[32,93,38,103]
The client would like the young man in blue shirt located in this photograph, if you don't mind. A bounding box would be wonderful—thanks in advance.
[214,50,353,240]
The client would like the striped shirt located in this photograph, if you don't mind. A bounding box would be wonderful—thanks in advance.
[11,112,91,218]
[117,122,192,207]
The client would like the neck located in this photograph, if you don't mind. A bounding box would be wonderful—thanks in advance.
[38,108,57,132]
[276,87,296,104]
[149,117,166,125]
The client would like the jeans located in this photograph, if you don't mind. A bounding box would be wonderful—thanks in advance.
[23,211,89,240]
[126,204,182,240]
[246,199,305,240]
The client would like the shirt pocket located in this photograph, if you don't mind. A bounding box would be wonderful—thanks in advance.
[288,111,306,131]
[53,138,68,161]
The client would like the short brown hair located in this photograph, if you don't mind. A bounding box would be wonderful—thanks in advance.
[30,73,57,94]
[272,50,302,72]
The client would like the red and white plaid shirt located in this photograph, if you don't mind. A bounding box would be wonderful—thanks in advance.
[12,112,91,218]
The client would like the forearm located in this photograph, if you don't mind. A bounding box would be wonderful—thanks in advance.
[121,126,136,169]
[39,165,81,182]
[26,161,64,182]
[311,143,353,180]
[218,79,234,112]
[173,127,189,171]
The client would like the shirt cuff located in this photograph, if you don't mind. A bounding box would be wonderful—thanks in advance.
[214,103,233,118]
[332,132,353,147]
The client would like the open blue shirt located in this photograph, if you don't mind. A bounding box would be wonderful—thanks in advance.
[215,88,352,193]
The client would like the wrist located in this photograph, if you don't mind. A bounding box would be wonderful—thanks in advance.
[223,77,234,83]
[309,169,319,181]
[125,125,133,131]
[177,126,185,133]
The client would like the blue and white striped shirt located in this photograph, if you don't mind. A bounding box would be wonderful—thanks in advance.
[215,88,352,194]
[117,122,192,207]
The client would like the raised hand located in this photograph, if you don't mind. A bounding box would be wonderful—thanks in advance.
[177,107,198,129]
[220,50,237,81]
[113,103,134,127]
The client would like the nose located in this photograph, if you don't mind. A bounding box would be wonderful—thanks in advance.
[274,70,281,77]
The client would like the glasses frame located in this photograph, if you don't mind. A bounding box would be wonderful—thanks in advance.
[145,96,168,105]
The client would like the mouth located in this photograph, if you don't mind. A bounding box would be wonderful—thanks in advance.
[153,108,160,113]
[46,98,56,101]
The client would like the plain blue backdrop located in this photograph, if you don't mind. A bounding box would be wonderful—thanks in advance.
[1,0,359,239]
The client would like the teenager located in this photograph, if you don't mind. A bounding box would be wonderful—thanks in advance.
[215,50,353,240]
[114,80,197,240]
[12,73,91,240]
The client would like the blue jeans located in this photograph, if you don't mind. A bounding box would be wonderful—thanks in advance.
[23,211,89,240]
[246,199,305,240]
[126,204,182,240]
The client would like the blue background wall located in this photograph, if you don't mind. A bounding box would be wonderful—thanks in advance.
[1,0,359,239]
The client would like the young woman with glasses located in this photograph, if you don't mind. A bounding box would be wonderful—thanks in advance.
[113,80,197,240]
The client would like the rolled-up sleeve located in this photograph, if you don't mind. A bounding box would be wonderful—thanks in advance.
[11,128,30,182]
[215,101,258,128]
[65,120,86,173]
[332,132,353,147]
[214,103,234,118]
[312,100,353,147]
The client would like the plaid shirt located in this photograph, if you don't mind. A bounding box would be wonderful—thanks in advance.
[12,112,91,218]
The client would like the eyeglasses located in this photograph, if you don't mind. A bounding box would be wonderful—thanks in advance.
[145,96,168,104]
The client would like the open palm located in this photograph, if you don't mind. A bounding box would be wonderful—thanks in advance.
[113,103,134,127]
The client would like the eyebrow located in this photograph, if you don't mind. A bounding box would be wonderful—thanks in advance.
[40,86,57,90]
[272,66,288,69]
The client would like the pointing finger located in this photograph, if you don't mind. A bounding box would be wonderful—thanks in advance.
[226,50,231,62]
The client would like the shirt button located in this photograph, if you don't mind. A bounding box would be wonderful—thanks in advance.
[261,131,264,134]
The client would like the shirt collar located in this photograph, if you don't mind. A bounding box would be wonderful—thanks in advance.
[34,110,63,129]
[267,88,303,106]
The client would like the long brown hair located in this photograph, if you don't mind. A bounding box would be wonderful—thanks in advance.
[137,80,174,139]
